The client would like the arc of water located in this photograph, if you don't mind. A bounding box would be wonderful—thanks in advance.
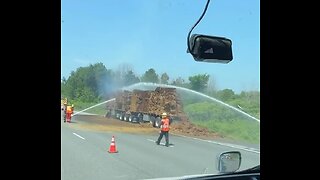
[71,82,260,123]
[71,98,115,117]
[123,82,260,123]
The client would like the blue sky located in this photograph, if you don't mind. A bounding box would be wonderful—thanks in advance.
[61,0,260,93]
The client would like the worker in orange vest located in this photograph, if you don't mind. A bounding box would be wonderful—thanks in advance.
[156,112,171,147]
[66,104,74,123]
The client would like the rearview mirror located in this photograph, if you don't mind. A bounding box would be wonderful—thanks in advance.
[216,151,241,173]
[188,34,233,63]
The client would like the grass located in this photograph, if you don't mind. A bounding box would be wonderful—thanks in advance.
[183,102,260,144]
[70,101,107,116]
[192,119,260,144]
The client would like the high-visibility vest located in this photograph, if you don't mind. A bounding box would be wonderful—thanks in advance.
[63,98,68,105]
[161,118,170,131]
[66,106,73,113]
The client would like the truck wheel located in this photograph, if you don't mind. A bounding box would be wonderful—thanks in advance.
[135,117,140,124]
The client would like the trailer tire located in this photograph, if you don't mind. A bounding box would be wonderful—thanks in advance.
[119,113,124,121]
[116,113,120,119]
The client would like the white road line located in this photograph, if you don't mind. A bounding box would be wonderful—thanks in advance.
[147,139,155,142]
[171,133,260,154]
[73,132,85,140]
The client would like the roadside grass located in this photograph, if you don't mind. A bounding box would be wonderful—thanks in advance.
[192,119,260,144]
[70,101,107,115]
[184,102,260,144]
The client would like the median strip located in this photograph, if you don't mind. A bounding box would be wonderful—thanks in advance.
[73,132,85,140]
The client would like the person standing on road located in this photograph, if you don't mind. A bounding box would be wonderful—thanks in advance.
[156,112,171,147]
[66,105,73,123]
[63,100,68,123]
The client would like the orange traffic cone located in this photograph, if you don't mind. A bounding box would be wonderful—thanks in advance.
[108,136,118,153]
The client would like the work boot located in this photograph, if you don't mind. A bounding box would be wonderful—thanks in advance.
[155,141,160,145]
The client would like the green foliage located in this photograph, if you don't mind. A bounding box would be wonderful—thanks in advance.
[188,74,210,92]
[61,63,260,143]
[180,91,260,143]
[160,73,169,84]
[178,90,205,105]
[194,120,260,143]
[69,100,107,116]
[216,89,235,102]
[61,62,112,102]
[170,77,190,88]
[141,68,159,83]
[123,70,140,86]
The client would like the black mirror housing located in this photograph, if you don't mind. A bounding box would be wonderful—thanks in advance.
[188,34,233,63]
[216,151,241,173]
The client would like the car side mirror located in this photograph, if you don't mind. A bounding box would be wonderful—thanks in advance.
[216,151,241,173]
[188,34,233,63]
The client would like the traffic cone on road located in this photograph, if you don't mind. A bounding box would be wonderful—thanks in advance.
[108,136,118,153]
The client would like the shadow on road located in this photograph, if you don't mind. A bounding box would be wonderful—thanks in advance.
[158,143,174,147]
[63,121,77,124]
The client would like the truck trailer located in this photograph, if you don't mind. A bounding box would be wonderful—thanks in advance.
[106,87,184,128]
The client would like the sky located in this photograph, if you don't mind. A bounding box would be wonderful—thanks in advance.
[61,0,260,93]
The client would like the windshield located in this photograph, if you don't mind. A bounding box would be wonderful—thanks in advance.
[61,0,260,179]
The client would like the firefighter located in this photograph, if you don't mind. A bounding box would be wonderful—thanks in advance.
[66,104,73,123]
[63,100,68,122]
[156,112,171,147]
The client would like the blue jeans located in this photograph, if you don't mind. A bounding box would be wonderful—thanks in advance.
[156,131,169,146]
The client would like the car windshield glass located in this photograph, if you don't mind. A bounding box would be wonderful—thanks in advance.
[61,0,260,179]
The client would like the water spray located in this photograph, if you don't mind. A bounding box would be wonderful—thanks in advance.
[124,82,260,123]
[72,82,260,123]
[72,98,115,117]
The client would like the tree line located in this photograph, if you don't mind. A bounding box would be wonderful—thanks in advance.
[62,63,210,101]
[61,62,259,109]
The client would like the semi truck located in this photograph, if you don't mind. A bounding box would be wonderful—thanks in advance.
[106,87,184,128]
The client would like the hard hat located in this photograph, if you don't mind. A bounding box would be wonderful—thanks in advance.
[162,112,167,116]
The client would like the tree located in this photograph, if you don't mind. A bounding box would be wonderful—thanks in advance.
[188,74,210,92]
[61,62,112,102]
[217,89,235,102]
[170,77,191,88]
[160,73,169,84]
[124,70,140,86]
[113,63,134,86]
[171,77,184,86]
[61,77,67,96]
[141,68,159,83]
[91,63,113,98]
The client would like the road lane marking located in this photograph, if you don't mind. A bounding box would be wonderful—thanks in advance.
[147,139,174,147]
[171,133,260,154]
[73,132,85,140]
[147,139,156,143]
